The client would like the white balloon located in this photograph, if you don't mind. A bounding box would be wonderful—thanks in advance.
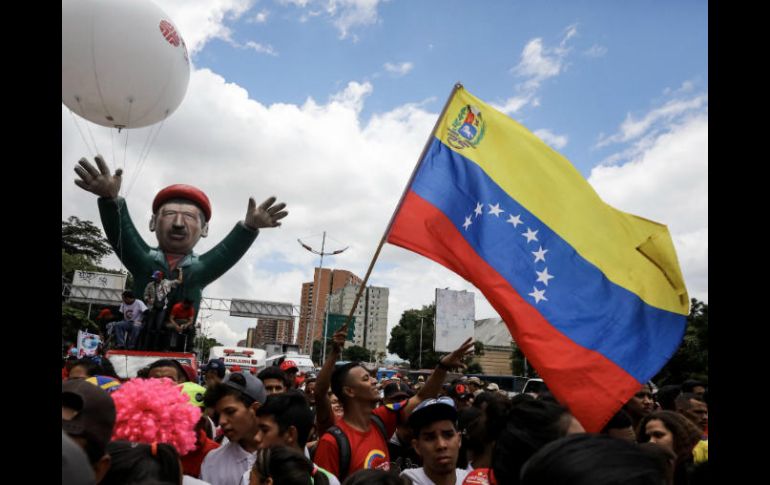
[62,0,190,129]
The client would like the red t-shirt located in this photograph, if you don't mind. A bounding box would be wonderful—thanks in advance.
[181,430,220,478]
[314,401,407,478]
[171,303,195,321]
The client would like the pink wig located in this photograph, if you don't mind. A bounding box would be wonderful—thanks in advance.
[111,377,201,454]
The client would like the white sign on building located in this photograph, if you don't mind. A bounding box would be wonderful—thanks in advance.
[434,288,475,352]
[69,270,127,304]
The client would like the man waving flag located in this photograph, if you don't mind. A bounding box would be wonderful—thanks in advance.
[386,84,689,432]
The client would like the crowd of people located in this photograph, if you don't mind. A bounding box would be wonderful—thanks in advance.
[62,326,708,485]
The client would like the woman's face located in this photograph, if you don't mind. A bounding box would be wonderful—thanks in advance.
[329,393,344,418]
[645,419,674,453]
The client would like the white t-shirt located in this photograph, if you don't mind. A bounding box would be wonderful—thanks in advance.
[119,299,148,324]
[401,467,471,485]
[201,440,256,485]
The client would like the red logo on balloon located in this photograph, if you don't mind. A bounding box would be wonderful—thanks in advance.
[159,20,180,47]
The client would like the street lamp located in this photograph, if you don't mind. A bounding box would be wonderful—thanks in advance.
[418,316,433,369]
[298,232,348,364]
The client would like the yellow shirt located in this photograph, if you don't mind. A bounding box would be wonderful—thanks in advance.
[693,440,708,464]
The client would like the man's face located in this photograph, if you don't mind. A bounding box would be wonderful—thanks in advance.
[205,371,222,387]
[149,366,181,383]
[215,395,259,444]
[263,378,286,396]
[254,415,287,449]
[625,386,654,418]
[153,201,207,255]
[682,399,708,431]
[692,386,706,399]
[413,420,461,475]
[345,366,380,403]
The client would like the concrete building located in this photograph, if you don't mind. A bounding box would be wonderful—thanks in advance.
[474,317,515,375]
[250,318,294,348]
[297,268,362,354]
[328,283,389,361]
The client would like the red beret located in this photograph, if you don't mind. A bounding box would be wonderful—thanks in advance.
[153,184,212,221]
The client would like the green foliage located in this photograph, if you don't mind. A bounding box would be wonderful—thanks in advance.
[62,216,113,264]
[342,345,372,362]
[62,215,124,343]
[466,361,484,374]
[654,298,708,385]
[196,336,223,361]
[387,304,442,369]
[61,303,99,343]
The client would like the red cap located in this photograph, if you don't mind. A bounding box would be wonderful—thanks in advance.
[153,184,212,222]
[280,360,298,372]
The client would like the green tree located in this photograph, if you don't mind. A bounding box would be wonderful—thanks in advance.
[342,345,372,362]
[196,336,223,362]
[62,216,125,344]
[62,216,113,264]
[388,304,442,369]
[654,298,708,385]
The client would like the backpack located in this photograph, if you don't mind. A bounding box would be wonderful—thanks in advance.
[321,414,388,481]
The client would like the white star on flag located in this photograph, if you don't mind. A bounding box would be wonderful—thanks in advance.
[522,227,539,243]
[507,214,523,227]
[536,267,555,286]
[463,216,473,231]
[532,246,548,263]
[474,202,483,217]
[529,286,548,304]
[488,203,504,217]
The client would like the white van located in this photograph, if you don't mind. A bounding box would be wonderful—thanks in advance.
[208,346,267,374]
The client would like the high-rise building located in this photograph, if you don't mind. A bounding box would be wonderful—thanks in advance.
[297,268,362,354]
[328,283,389,361]
[250,318,294,348]
[246,327,258,348]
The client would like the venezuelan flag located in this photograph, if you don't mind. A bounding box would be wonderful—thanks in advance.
[387,85,688,432]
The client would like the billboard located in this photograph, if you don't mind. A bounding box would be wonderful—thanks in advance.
[68,270,127,304]
[324,314,356,341]
[434,289,475,352]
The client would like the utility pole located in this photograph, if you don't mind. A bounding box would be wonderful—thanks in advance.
[298,233,348,364]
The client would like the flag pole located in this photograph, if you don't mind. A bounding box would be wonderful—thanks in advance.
[340,82,464,332]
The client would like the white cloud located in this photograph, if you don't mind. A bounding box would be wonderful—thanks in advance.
[584,44,607,58]
[243,41,278,56]
[384,62,414,77]
[589,114,708,303]
[328,0,381,39]
[533,129,568,150]
[497,24,578,115]
[250,9,270,23]
[596,94,707,148]
[205,320,243,346]
[279,0,382,39]
[154,0,255,54]
[490,95,532,116]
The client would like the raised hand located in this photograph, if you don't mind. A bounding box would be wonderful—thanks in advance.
[74,155,122,199]
[244,196,288,230]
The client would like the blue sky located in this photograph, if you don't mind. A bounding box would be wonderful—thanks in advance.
[63,0,708,348]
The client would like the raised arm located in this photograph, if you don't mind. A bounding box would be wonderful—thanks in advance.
[314,327,347,436]
[403,337,475,417]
